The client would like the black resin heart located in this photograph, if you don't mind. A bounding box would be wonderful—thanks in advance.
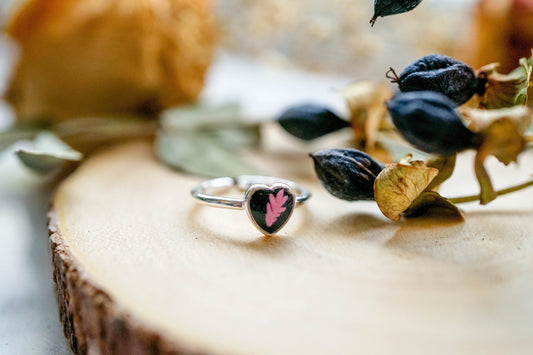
[245,184,295,235]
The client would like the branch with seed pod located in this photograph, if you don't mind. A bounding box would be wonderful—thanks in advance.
[304,52,533,221]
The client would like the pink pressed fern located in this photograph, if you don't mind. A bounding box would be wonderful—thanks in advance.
[265,190,288,227]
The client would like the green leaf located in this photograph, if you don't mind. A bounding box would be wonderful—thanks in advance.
[155,130,260,177]
[15,132,83,174]
[403,191,463,220]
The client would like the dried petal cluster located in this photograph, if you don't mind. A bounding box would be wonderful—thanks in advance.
[374,158,438,220]
[5,0,215,121]
[476,52,533,109]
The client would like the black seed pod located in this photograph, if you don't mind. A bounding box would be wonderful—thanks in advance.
[310,148,385,201]
[386,91,476,155]
[394,54,482,106]
[277,103,349,141]
[371,0,423,26]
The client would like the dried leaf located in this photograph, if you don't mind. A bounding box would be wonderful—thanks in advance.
[341,81,393,150]
[374,160,439,220]
[461,106,532,205]
[15,132,83,174]
[425,154,456,191]
[403,191,463,220]
[474,118,525,205]
[462,106,532,165]
[474,150,497,205]
[476,51,533,109]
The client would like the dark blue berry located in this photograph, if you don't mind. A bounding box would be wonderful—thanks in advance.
[392,54,483,106]
[278,104,349,141]
[311,148,384,201]
[386,91,477,155]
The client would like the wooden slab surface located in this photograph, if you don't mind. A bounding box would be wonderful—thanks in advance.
[50,129,533,355]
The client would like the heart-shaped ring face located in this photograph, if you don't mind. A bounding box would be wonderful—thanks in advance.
[244,183,296,236]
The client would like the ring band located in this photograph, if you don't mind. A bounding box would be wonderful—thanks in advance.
[191,175,311,235]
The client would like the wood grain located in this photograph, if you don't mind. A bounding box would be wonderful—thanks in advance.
[50,132,533,355]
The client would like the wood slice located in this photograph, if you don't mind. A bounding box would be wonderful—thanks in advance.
[49,132,533,355]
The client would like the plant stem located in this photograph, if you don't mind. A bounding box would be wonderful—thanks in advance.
[449,178,533,204]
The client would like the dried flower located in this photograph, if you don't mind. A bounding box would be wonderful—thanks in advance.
[310,148,384,201]
[373,157,438,220]
[341,81,393,151]
[386,91,477,155]
[277,104,349,141]
[475,52,533,109]
[4,0,215,121]
[461,106,532,204]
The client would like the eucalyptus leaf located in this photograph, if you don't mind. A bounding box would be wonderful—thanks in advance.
[161,102,244,130]
[201,125,261,149]
[15,132,83,174]
[156,130,260,177]
[52,115,158,152]
[0,123,44,152]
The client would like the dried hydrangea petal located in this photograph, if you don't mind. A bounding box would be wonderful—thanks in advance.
[476,52,533,109]
[374,159,439,220]
[461,106,532,205]
[341,81,393,150]
[461,106,532,165]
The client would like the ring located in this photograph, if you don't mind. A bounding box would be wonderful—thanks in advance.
[191,175,311,236]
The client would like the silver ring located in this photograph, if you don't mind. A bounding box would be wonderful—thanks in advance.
[191,175,311,236]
